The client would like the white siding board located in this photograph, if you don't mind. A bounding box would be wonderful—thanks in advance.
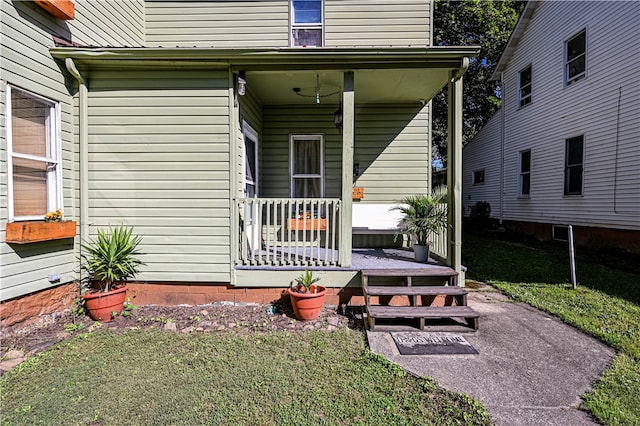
[462,108,502,218]
[465,1,640,232]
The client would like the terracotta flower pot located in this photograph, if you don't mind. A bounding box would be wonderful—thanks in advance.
[82,286,128,322]
[288,285,327,321]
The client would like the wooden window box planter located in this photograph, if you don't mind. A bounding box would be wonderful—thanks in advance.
[6,221,77,244]
[34,0,75,20]
[288,218,327,231]
[352,187,364,200]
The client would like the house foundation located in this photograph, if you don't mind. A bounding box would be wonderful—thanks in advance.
[1,283,77,328]
[503,220,640,255]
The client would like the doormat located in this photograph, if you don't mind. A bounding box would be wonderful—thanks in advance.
[391,332,478,355]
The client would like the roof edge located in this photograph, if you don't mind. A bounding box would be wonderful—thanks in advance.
[50,46,480,64]
[491,1,539,81]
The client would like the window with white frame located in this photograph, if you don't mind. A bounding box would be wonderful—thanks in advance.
[290,134,324,198]
[564,135,584,195]
[7,86,61,221]
[472,169,485,185]
[518,65,532,107]
[519,150,531,197]
[290,0,323,47]
[565,29,586,86]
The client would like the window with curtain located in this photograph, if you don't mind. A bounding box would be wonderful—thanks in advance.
[7,86,61,220]
[291,0,323,47]
[290,134,324,198]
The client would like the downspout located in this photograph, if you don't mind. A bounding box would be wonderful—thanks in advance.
[65,58,89,255]
[499,72,505,224]
[453,57,469,81]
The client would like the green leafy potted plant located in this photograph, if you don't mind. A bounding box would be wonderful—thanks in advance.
[393,186,448,262]
[288,269,327,320]
[80,226,144,322]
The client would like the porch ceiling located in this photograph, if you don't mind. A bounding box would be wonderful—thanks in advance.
[247,68,451,106]
[50,47,478,107]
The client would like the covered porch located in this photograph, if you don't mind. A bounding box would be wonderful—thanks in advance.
[231,48,476,280]
[49,46,477,289]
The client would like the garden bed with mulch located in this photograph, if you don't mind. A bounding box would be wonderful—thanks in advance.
[0,299,364,375]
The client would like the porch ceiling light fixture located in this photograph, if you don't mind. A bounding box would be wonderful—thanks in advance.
[293,73,340,104]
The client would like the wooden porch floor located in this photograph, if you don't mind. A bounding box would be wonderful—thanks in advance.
[235,247,453,274]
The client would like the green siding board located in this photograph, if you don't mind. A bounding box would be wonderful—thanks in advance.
[89,134,230,143]
[145,0,430,48]
[89,91,228,99]
[124,235,230,246]
[90,106,230,116]
[86,70,232,283]
[0,0,91,300]
[89,97,230,107]
[92,171,230,180]
[145,1,288,47]
[91,144,230,154]
[73,1,144,46]
[87,125,229,135]
[90,209,230,219]
[1,250,74,275]
[88,190,230,200]
[146,246,230,255]
[326,0,430,47]
[90,162,230,172]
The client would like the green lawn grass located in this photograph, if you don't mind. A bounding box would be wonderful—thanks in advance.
[1,329,491,426]
[463,232,640,426]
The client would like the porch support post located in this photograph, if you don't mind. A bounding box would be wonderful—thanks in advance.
[447,73,463,277]
[228,69,239,284]
[339,71,355,267]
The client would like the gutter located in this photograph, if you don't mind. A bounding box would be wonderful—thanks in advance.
[452,57,470,81]
[50,46,480,70]
[64,58,89,248]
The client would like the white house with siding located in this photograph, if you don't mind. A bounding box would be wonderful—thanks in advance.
[1,0,477,326]
[463,0,640,253]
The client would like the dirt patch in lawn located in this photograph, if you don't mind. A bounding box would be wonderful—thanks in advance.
[0,298,364,375]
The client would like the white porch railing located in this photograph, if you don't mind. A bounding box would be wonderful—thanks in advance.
[429,227,448,261]
[429,203,448,260]
[236,198,341,267]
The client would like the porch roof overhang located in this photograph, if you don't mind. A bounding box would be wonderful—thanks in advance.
[51,46,479,105]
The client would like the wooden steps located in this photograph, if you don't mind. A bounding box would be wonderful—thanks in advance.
[367,306,479,330]
[362,268,479,331]
[364,285,468,297]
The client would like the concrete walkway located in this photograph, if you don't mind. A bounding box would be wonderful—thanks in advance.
[366,286,616,426]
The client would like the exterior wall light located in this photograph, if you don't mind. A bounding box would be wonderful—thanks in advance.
[334,103,343,132]
[238,71,246,96]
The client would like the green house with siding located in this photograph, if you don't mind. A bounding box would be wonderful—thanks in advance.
[1,0,477,326]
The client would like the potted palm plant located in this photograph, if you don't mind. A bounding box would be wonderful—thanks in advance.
[393,186,448,262]
[80,226,144,322]
[288,269,327,320]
